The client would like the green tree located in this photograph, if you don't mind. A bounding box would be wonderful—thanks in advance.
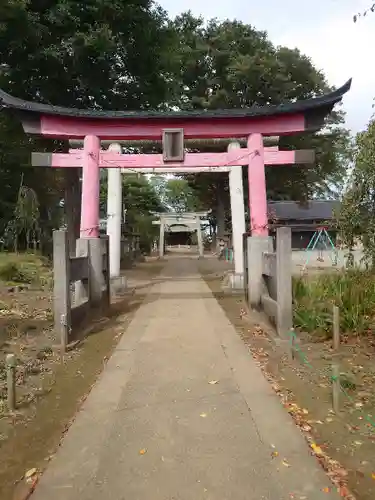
[0,0,173,249]
[337,120,375,267]
[100,173,165,251]
[168,14,351,234]
[163,178,202,212]
[353,4,375,22]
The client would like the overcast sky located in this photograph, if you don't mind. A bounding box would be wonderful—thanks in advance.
[160,0,375,133]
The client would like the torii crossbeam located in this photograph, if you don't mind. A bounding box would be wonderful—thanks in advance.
[32,147,314,170]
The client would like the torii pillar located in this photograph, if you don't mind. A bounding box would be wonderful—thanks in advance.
[77,135,103,305]
[80,135,101,238]
[248,134,268,235]
[106,143,122,278]
[228,141,246,287]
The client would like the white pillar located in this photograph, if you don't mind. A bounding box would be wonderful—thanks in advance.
[106,143,122,278]
[196,217,204,258]
[228,142,246,287]
[159,218,165,258]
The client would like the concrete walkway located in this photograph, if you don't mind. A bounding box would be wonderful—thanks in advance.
[33,257,339,500]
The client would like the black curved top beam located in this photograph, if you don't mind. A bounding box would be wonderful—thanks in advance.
[0,80,351,121]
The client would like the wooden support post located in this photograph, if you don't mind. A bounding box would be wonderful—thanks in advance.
[102,235,110,308]
[276,227,293,338]
[290,328,296,360]
[53,230,71,351]
[333,305,340,351]
[159,218,165,258]
[332,305,340,413]
[6,354,16,411]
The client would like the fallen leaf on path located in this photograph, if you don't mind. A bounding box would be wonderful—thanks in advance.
[25,468,37,480]
[208,380,218,385]
[282,459,291,467]
[272,383,281,393]
[338,485,350,497]
[139,449,147,455]
[372,473,375,480]
[271,451,279,459]
[311,443,323,455]
[322,487,331,493]
[200,413,207,418]
[326,417,333,423]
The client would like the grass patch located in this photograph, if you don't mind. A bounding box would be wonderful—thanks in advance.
[293,269,375,336]
[0,253,51,287]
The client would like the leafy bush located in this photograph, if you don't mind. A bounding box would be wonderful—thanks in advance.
[0,253,51,285]
[0,261,33,283]
[293,269,375,336]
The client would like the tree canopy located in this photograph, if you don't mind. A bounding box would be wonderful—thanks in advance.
[0,2,353,248]
[0,0,173,249]
[353,3,375,22]
[166,14,352,235]
[337,119,375,267]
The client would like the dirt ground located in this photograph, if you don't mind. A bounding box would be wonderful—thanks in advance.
[0,257,163,500]
[199,258,375,500]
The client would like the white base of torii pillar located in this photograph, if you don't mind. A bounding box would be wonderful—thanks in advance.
[228,141,246,288]
[106,143,122,278]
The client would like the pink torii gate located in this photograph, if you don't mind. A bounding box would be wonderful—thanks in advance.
[32,145,314,234]
[0,80,351,275]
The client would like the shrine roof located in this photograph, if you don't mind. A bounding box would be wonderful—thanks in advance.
[268,200,339,220]
[0,80,351,121]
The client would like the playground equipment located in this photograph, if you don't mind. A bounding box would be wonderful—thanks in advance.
[303,226,338,270]
[224,247,234,263]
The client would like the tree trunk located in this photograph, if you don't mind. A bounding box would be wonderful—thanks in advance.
[216,190,226,239]
[64,168,81,255]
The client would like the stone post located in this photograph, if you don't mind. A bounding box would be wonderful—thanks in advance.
[246,235,273,308]
[6,354,16,411]
[74,237,89,307]
[228,141,246,287]
[276,227,292,337]
[106,143,122,278]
